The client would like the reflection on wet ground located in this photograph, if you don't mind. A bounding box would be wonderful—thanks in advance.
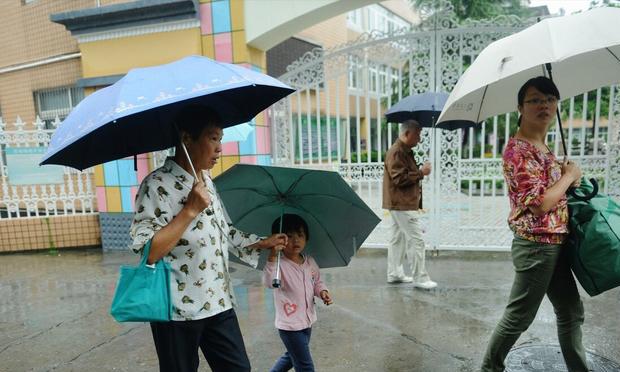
[1,248,618,371]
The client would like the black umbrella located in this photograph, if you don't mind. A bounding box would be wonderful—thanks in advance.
[385,92,477,130]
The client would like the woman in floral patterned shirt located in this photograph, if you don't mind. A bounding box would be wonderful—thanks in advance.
[481,77,588,372]
[130,105,287,372]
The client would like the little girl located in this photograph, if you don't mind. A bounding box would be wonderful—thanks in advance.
[263,214,333,372]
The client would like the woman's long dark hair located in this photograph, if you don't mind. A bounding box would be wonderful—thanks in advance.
[516,76,560,126]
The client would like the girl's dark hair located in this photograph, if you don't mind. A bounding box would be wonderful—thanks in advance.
[516,76,560,126]
[272,214,309,240]
[175,104,222,142]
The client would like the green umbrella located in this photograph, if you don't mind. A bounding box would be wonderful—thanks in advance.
[214,164,381,271]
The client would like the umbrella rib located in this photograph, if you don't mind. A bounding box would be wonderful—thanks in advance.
[283,170,314,195]
[476,86,488,123]
[234,200,281,225]
[606,47,620,64]
[257,166,286,196]
[219,186,277,198]
[290,192,378,215]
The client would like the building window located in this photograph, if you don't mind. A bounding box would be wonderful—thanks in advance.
[369,66,378,93]
[348,56,363,90]
[379,66,389,95]
[350,4,411,34]
[347,8,364,31]
[34,86,84,129]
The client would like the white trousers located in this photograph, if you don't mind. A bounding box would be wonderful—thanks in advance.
[387,210,431,282]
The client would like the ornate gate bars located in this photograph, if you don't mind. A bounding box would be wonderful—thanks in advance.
[271,7,617,250]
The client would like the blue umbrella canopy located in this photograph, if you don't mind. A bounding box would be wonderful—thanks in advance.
[40,55,294,170]
[214,164,381,269]
[385,92,477,130]
[222,122,254,143]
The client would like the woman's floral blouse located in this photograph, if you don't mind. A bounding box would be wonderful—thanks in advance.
[130,158,261,321]
[503,137,568,244]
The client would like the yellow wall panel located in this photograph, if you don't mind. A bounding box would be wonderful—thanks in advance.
[210,162,223,178]
[81,28,201,77]
[230,0,244,31]
[94,165,105,186]
[232,31,248,63]
[105,187,122,213]
[360,118,368,143]
[254,111,265,126]
[248,46,266,70]
[221,155,240,172]
[201,35,215,59]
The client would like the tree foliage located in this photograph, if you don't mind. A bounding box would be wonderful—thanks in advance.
[411,0,534,20]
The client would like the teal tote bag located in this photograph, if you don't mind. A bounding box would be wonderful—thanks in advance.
[110,240,172,322]
[567,178,620,296]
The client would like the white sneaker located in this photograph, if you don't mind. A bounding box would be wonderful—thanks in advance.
[414,280,437,289]
[387,276,414,284]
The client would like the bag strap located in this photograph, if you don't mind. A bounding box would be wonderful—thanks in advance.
[139,240,153,267]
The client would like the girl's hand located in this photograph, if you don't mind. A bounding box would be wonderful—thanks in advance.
[320,290,333,305]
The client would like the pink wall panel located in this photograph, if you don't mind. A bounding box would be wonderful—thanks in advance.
[130,186,138,211]
[214,33,233,63]
[96,187,107,212]
[256,125,271,154]
[136,158,150,183]
[240,155,257,164]
[200,3,213,35]
[222,141,239,155]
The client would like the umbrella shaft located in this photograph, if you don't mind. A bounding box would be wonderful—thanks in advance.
[181,142,199,181]
[545,63,568,157]
[275,251,281,279]
[555,107,568,157]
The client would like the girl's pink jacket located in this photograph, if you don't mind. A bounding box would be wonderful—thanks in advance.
[262,254,328,331]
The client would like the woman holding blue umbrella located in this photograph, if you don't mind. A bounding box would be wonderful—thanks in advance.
[130,104,287,372]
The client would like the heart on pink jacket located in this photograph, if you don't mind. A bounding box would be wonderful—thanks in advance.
[283,302,297,316]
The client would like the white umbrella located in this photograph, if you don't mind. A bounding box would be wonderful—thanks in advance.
[437,7,620,129]
[436,7,620,200]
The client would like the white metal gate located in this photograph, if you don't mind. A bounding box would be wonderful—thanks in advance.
[0,116,96,219]
[271,5,618,250]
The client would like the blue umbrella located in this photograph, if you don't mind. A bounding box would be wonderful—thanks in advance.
[40,55,294,170]
[385,92,477,130]
[222,122,254,143]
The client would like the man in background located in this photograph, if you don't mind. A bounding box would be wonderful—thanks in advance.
[382,119,437,289]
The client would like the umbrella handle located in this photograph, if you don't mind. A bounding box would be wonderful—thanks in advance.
[568,178,598,201]
[272,251,281,288]
[181,142,199,181]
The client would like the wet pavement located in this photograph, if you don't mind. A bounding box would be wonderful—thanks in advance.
[1,248,619,372]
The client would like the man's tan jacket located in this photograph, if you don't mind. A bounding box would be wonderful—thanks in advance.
[382,139,424,210]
